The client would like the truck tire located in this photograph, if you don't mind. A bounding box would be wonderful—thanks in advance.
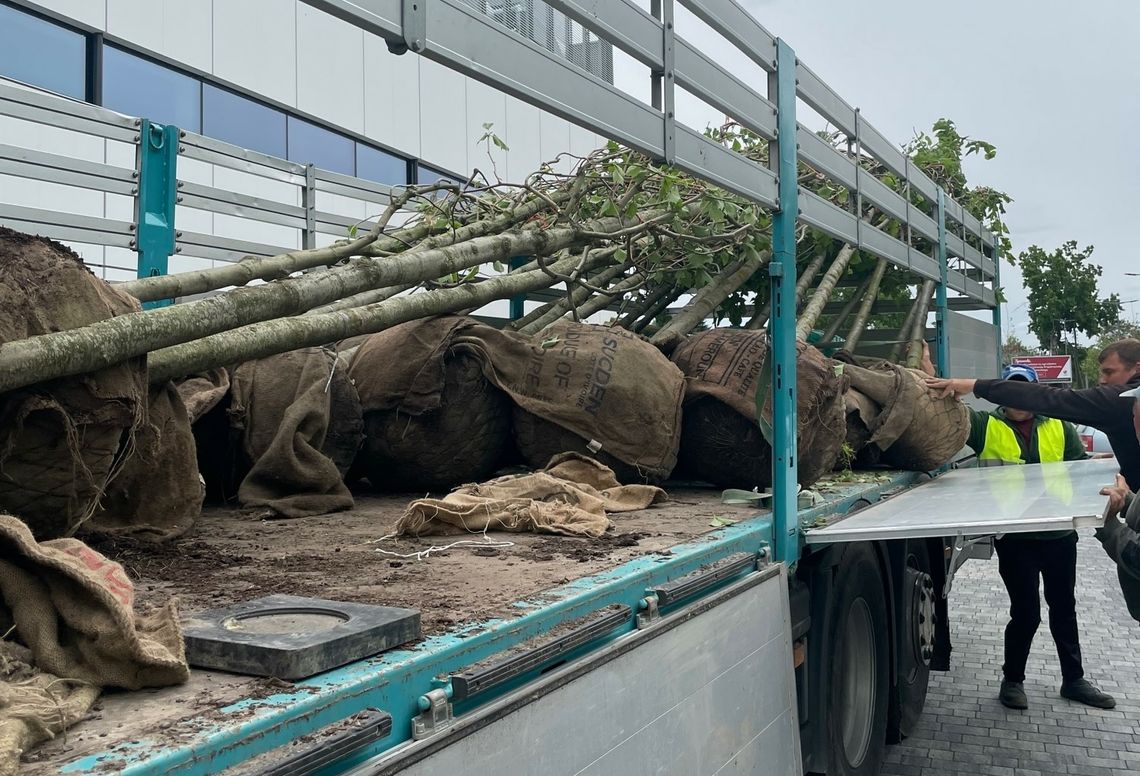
[896,539,935,738]
[825,542,889,776]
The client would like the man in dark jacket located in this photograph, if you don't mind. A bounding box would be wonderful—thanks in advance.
[926,339,1140,490]
[1097,386,1140,620]
[963,364,1113,710]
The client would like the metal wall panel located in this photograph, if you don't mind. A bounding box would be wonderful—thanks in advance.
[212,0,298,106]
[366,567,800,776]
[297,3,366,134]
[105,0,213,73]
[363,34,422,157]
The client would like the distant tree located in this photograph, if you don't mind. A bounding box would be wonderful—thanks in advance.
[1002,334,1039,364]
[1016,241,1122,355]
[1080,320,1140,383]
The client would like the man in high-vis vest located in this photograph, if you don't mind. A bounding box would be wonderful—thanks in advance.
[964,364,1115,711]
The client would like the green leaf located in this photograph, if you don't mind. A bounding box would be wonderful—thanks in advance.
[541,336,560,349]
[347,224,359,239]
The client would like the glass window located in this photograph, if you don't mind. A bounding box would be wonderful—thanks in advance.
[202,84,286,158]
[0,4,86,99]
[102,46,201,131]
[287,116,354,175]
[417,163,459,185]
[357,143,409,185]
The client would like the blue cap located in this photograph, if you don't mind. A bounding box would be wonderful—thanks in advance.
[1002,364,1039,382]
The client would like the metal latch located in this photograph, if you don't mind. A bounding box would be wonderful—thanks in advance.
[943,532,989,598]
[411,688,453,740]
[636,595,660,629]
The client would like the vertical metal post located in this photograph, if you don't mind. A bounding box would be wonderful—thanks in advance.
[935,188,950,376]
[991,242,1003,374]
[508,256,527,320]
[766,39,800,566]
[650,0,675,165]
[135,118,179,309]
[302,164,317,250]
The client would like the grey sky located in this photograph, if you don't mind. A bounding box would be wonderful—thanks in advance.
[618,0,1140,344]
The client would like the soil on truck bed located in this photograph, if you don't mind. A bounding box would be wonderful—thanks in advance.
[26,485,747,773]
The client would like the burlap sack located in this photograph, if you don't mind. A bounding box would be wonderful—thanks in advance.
[229,348,361,518]
[84,381,204,541]
[397,453,667,538]
[0,515,187,773]
[176,368,230,424]
[348,317,513,492]
[670,329,846,488]
[0,229,146,540]
[459,321,685,482]
[842,361,970,471]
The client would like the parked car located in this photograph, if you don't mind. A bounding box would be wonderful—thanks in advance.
[1075,424,1114,454]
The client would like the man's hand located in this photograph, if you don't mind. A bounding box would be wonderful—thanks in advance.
[919,341,937,377]
[924,377,977,399]
[1101,474,1131,518]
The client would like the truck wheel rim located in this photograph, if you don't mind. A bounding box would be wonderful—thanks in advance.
[840,597,876,766]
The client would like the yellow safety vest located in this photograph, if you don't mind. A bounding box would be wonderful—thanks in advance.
[979,416,1065,464]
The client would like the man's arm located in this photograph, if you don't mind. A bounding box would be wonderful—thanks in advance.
[974,379,1128,431]
[1061,421,1090,461]
[925,376,1131,433]
[1097,485,1140,576]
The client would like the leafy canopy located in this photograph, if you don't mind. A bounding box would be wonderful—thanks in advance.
[1018,241,1122,353]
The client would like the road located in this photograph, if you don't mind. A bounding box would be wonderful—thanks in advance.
[885,531,1140,775]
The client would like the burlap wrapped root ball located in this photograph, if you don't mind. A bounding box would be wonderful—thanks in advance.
[670,329,846,490]
[842,361,970,471]
[507,322,685,484]
[84,381,205,542]
[349,317,513,492]
[0,228,146,539]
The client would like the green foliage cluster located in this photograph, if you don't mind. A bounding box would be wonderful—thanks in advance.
[1016,241,1122,353]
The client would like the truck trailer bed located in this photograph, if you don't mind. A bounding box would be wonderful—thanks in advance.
[26,472,921,774]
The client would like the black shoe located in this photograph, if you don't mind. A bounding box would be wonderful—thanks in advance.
[1060,679,1116,709]
[999,680,1028,709]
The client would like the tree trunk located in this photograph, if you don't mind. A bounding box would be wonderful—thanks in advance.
[650,251,769,351]
[796,244,857,340]
[561,270,646,324]
[745,251,825,330]
[888,288,921,362]
[514,260,628,334]
[631,286,685,333]
[0,216,642,394]
[905,279,936,369]
[843,257,888,351]
[616,283,675,329]
[820,273,873,343]
[119,192,563,303]
[146,252,600,382]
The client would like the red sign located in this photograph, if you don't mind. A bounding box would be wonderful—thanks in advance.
[1080,434,1094,452]
[1012,355,1073,383]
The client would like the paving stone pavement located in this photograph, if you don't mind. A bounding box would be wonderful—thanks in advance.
[883,530,1140,775]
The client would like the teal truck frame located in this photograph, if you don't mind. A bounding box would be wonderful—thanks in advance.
[3,1,1053,774]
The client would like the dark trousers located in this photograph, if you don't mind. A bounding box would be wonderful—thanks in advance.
[995,534,1084,683]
